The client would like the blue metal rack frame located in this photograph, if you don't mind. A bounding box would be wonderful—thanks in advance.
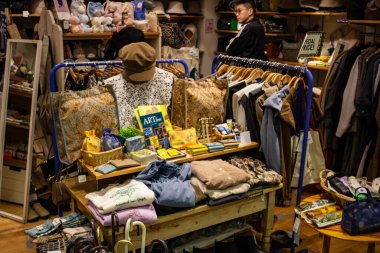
[49,59,189,216]
[212,55,314,253]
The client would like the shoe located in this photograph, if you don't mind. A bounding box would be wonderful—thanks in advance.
[27,206,39,222]
[215,239,239,253]
[32,202,50,219]
[234,233,265,253]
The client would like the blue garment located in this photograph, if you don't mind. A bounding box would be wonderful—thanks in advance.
[260,85,290,173]
[135,160,195,208]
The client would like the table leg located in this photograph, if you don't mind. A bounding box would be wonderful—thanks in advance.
[261,191,275,252]
[322,236,330,253]
[367,243,375,253]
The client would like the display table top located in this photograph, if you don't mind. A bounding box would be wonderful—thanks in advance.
[301,194,380,243]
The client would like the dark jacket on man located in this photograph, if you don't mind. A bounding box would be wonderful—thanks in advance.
[226,18,268,61]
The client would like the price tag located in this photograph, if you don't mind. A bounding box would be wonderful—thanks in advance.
[22,11,29,17]
[78,174,86,183]
[293,217,301,233]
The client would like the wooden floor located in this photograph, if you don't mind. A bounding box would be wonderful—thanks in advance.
[0,187,379,253]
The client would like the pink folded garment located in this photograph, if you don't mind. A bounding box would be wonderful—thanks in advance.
[88,202,157,226]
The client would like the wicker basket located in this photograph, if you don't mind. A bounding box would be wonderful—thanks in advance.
[319,169,355,206]
[214,128,236,140]
[82,147,123,167]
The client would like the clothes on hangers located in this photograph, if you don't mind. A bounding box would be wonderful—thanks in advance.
[320,43,380,179]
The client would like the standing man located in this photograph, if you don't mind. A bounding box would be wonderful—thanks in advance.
[226,0,268,60]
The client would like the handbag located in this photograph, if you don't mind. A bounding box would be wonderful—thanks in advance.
[171,77,229,129]
[341,194,380,235]
[52,85,119,164]
[160,22,185,49]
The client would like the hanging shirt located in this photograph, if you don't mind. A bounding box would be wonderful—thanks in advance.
[104,68,174,128]
[226,18,268,61]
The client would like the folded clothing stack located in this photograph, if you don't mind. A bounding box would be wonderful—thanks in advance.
[25,212,86,238]
[218,139,239,149]
[85,179,155,214]
[204,142,225,153]
[191,159,251,206]
[88,203,157,226]
[186,143,209,156]
[135,160,196,208]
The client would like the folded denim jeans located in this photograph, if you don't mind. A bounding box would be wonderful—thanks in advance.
[25,220,57,238]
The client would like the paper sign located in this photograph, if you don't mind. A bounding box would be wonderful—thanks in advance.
[298,31,325,59]
[240,131,251,145]
[205,19,214,33]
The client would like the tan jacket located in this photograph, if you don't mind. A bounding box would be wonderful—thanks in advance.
[191,159,250,190]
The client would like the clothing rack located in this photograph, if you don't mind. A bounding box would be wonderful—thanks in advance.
[212,55,314,253]
[49,59,189,216]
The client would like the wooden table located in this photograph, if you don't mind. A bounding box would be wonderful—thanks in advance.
[300,195,380,253]
[63,177,282,252]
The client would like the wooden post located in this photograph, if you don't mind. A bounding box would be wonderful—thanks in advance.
[261,191,275,252]
[322,235,330,253]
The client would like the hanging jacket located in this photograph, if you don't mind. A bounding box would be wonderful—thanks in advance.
[261,85,290,173]
[135,160,195,208]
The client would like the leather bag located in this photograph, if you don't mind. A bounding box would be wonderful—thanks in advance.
[171,77,229,129]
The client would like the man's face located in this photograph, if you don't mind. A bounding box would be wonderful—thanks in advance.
[234,3,254,24]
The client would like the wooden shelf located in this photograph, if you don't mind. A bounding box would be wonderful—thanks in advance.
[3,158,27,168]
[348,19,380,25]
[215,30,292,37]
[256,11,279,15]
[214,51,227,55]
[265,32,292,37]
[9,86,32,98]
[10,13,40,18]
[270,58,329,71]
[63,31,159,40]
[81,142,259,180]
[215,29,239,34]
[6,120,29,130]
[257,11,346,16]
[216,11,234,14]
[158,14,204,19]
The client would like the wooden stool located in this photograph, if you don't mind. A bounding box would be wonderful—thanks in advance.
[301,195,380,253]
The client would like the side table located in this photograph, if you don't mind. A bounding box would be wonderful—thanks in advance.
[300,195,380,253]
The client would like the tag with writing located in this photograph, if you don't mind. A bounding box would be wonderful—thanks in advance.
[78,174,86,183]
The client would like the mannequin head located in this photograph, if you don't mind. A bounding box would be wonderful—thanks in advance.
[232,0,255,24]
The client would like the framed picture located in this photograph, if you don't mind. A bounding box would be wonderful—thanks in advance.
[297,31,325,60]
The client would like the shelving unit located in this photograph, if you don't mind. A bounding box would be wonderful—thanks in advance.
[9,87,32,98]
[256,11,346,16]
[215,29,292,37]
[80,142,259,182]
[348,20,380,25]
[3,158,27,169]
[270,58,329,71]
[62,31,160,41]
[158,14,204,20]
[9,13,40,18]
[6,121,29,130]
